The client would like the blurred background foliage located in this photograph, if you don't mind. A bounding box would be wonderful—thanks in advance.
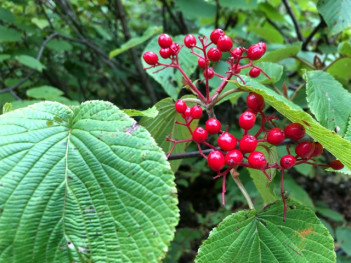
[1,0,351,262]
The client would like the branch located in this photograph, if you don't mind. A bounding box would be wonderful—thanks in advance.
[0,32,58,97]
[231,169,254,209]
[282,0,304,42]
[301,19,325,50]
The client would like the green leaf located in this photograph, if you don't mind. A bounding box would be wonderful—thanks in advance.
[260,43,302,62]
[196,200,335,263]
[31,18,49,29]
[15,55,45,72]
[0,7,15,23]
[327,58,351,80]
[219,0,258,9]
[336,227,351,256]
[175,0,215,19]
[337,255,351,263]
[93,25,112,41]
[123,106,159,118]
[338,41,351,57]
[248,143,278,204]
[26,86,64,99]
[2,103,13,114]
[232,78,351,170]
[305,70,351,136]
[142,36,198,100]
[317,0,351,35]
[249,23,284,44]
[0,101,178,262]
[47,40,73,52]
[316,207,344,222]
[139,97,198,172]
[253,62,283,84]
[109,26,162,58]
[11,100,42,110]
[0,54,11,63]
[258,3,285,22]
[0,25,21,42]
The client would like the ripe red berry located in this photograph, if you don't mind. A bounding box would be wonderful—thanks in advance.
[311,142,323,157]
[210,28,225,44]
[158,33,173,48]
[190,105,203,119]
[225,150,243,166]
[280,155,296,169]
[175,99,187,113]
[181,107,191,119]
[208,150,225,171]
[329,160,344,170]
[217,132,237,151]
[248,151,267,169]
[239,111,256,130]
[192,127,208,143]
[231,47,243,58]
[284,123,305,141]
[267,128,285,145]
[203,68,214,79]
[184,34,197,48]
[246,92,265,112]
[169,42,180,55]
[249,67,261,78]
[198,58,208,68]
[217,35,233,52]
[207,47,222,62]
[239,135,257,153]
[205,118,221,134]
[159,48,172,59]
[143,51,159,65]
[295,141,315,159]
[247,42,266,60]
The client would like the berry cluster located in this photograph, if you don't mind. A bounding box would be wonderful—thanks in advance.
[171,93,344,221]
[142,29,344,221]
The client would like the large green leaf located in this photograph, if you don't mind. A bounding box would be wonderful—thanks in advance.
[0,25,21,42]
[260,43,302,62]
[109,26,162,58]
[305,70,351,136]
[196,201,335,263]
[327,58,351,80]
[142,36,198,100]
[248,143,278,204]
[139,97,198,172]
[317,0,351,35]
[232,78,351,169]
[0,101,179,262]
[26,86,64,100]
[15,55,45,72]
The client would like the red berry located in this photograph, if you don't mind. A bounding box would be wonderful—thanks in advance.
[198,58,208,68]
[295,141,315,159]
[181,107,191,119]
[217,132,237,151]
[175,99,187,113]
[210,28,225,44]
[284,123,305,141]
[207,47,222,62]
[249,67,261,78]
[311,142,323,157]
[143,51,158,65]
[329,160,344,170]
[217,35,233,52]
[192,127,208,143]
[280,155,296,169]
[208,150,225,171]
[239,111,256,130]
[225,150,243,166]
[184,34,197,48]
[247,42,266,60]
[169,42,180,55]
[205,118,221,134]
[248,151,267,169]
[159,48,172,59]
[231,47,243,58]
[239,135,257,153]
[190,105,203,119]
[158,33,173,48]
[246,92,264,112]
[267,128,285,145]
[203,68,214,79]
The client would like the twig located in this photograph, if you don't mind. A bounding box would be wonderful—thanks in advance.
[231,169,254,209]
[290,83,305,101]
[215,0,220,29]
[301,19,325,50]
[282,0,304,42]
[0,32,58,97]
[322,56,345,71]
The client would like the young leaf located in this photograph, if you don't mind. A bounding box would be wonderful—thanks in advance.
[2,102,13,114]
[109,26,162,58]
[233,78,351,170]
[196,201,335,263]
[123,106,158,118]
[305,70,351,136]
[0,101,179,262]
